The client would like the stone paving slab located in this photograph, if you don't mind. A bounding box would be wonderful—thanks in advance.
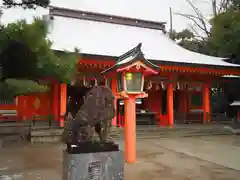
[153,136,240,171]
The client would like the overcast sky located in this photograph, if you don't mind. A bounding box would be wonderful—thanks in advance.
[0,0,218,33]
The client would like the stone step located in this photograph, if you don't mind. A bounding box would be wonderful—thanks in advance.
[31,126,61,131]
[116,133,233,140]
[135,131,232,137]
[118,127,230,134]
[0,122,31,142]
[113,131,233,140]
[0,134,29,147]
[31,128,63,136]
[29,125,232,143]
[30,127,121,143]
[136,130,232,136]
[114,125,234,140]
[31,135,62,143]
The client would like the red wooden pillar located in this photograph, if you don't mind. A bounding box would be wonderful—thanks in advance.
[59,84,67,127]
[167,83,174,127]
[111,78,117,126]
[52,82,60,121]
[124,95,136,164]
[202,83,210,123]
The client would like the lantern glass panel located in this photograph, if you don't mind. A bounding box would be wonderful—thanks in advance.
[117,73,124,92]
[126,72,142,92]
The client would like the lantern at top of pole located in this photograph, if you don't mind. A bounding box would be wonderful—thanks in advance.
[102,43,160,98]
[101,43,160,164]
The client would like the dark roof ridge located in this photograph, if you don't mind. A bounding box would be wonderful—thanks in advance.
[117,43,143,63]
[50,6,166,32]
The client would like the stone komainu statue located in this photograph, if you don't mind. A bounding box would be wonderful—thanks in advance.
[63,86,115,144]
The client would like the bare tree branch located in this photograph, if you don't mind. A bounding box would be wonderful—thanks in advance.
[174,0,231,37]
[174,12,211,37]
[185,0,211,36]
[212,0,218,17]
[188,25,208,42]
[217,0,231,13]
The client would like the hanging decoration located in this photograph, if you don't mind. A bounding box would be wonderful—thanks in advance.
[83,76,86,87]
[71,79,76,86]
[94,78,98,86]
[161,81,166,90]
[146,80,152,90]
[176,82,180,90]
[179,82,187,90]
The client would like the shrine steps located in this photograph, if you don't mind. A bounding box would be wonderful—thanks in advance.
[0,121,31,147]
[116,124,235,139]
[30,126,121,143]
[30,127,63,143]
[11,124,235,144]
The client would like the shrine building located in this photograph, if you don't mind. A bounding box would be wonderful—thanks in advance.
[1,3,240,163]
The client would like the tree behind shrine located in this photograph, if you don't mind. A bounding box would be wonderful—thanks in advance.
[0,0,79,97]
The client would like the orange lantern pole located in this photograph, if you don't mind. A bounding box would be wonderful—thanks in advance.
[124,95,137,163]
[111,78,118,126]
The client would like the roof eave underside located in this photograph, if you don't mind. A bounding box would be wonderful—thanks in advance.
[77,53,240,70]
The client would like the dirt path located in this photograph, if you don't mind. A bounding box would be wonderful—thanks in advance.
[0,138,239,180]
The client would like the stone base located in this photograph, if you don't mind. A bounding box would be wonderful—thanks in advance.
[67,141,119,154]
[231,118,240,129]
[63,142,124,180]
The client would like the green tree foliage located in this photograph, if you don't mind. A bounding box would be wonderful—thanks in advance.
[232,0,240,9]
[209,10,240,57]
[169,29,211,55]
[209,5,240,115]
[0,79,49,98]
[0,19,79,97]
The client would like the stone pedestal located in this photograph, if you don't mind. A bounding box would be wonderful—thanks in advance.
[231,118,240,129]
[63,142,124,180]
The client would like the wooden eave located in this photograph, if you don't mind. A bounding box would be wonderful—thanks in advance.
[158,64,240,76]
[56,50,240,76]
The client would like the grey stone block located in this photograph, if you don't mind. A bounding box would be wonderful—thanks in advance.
[63,150,124,180]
